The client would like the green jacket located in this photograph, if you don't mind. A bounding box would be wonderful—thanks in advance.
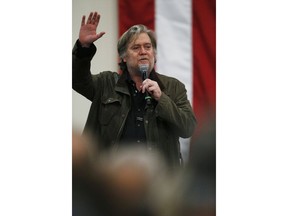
[72,41,197,167]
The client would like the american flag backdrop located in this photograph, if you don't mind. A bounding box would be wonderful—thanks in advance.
[118,0,216,162]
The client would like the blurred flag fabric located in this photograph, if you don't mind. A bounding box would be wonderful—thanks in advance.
[118,0,216,162]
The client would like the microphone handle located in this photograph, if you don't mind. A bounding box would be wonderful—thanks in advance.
[145,92,152,105]
[142,72,152,105]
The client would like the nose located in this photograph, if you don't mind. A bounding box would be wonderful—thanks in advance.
[139,46,147,54]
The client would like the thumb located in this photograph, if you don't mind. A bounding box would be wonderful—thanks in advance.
[95,32,105,40]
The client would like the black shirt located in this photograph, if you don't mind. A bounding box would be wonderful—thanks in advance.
[119,79,147,146]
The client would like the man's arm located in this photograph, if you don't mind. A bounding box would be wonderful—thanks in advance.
[155,80,197,138]
[72,11,105,101]
[72,40,97,101]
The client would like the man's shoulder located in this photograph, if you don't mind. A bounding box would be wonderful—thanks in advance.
[98,71,118,75]
[91,71,120,83]
[94,71,119,79]
[156,72,182,84]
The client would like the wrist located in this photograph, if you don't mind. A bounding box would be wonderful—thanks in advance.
[78,40,91,48]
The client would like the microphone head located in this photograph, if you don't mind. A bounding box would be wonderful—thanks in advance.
[139,64,149,74]
[139,64,149,80]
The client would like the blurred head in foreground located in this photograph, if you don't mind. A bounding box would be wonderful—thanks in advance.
[72,131,167,216]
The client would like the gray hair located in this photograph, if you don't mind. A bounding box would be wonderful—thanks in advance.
[117,24,157,59]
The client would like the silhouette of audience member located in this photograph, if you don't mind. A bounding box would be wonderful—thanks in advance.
[72,130,167,216]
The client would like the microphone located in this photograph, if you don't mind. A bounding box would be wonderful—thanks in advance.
[139,64,152,105]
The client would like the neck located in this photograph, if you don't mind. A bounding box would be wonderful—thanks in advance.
[128,71,142,91]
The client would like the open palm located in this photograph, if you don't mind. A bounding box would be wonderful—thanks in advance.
[79,12,105,47]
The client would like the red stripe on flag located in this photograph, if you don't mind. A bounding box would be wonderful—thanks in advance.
[118,0,155,36]
[192,0,216,125]
[189,0,216,162]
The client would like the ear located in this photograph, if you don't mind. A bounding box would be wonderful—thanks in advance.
[153,53,157,63]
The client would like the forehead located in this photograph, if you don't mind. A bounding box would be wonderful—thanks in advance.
[128,33,151,46]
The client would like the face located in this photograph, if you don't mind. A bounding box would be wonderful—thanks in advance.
[123,33,156,75]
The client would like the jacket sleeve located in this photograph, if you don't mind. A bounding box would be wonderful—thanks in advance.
[154,79,197,138]
[72,40,98,101]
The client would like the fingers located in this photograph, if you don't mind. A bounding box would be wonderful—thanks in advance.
[81,15,86,26]
[142,80,158,93]
[84,12,100,26]
[95,31,106,40]
[92,12,101,26]
[87,12,93,24]
[141,79,162,100]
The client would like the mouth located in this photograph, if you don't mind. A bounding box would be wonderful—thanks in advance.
[139,58,149,63]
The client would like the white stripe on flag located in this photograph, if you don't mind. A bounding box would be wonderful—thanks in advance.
[155,0,192,163]
[155,0,193,103]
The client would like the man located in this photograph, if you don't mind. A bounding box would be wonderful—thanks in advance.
[72,11,197,167]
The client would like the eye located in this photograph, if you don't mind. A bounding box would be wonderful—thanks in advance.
[132,46,140,51]
[145,44,152,50]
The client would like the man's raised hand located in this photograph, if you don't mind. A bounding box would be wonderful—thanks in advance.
[79,12,105,47]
